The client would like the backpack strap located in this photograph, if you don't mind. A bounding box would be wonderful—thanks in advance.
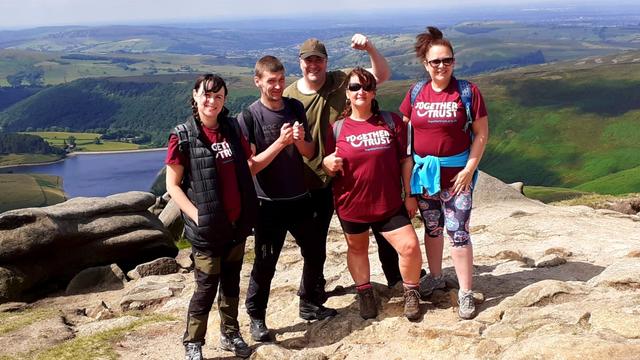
[410,79,428,107]
[406,121,413,156]
[173,123,190,155]
[457,79,474,133]
[332,119,344,142]
[380,111,395,135]
[241,108,257,145]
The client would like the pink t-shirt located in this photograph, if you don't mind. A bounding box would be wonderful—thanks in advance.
[325,112,408,223]
[165,124,252,223]
[399,78,487,190]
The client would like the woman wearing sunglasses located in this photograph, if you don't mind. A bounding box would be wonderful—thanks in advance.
[323,67,423,321]
[400,26,489,320]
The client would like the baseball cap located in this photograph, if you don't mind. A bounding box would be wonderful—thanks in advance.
[299,38,328,59]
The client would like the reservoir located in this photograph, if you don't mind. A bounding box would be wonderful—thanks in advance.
[0,150,166,198]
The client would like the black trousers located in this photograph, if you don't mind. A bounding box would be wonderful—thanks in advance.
[245,196,325,319]
[183,240,245,345]
[311,186,402,289]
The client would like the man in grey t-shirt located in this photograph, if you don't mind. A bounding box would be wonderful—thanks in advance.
[239,55,337,343]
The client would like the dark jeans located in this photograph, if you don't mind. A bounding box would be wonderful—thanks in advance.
[245,195,325,319]
[183,240,245,345]
[312,185,402,290]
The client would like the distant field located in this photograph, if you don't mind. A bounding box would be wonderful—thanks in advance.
[523,186,591,203]
[0,173,65,213]
[0,49,253,86]
[23,132,140,152]
[0,153,62,167]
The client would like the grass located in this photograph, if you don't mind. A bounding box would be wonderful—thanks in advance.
[0,308,58,336]
[32,314,176,360]
[22,132,140,152]
[0,173,65,212]
[0,313,178,360]
[574,166,640,195]
[524,186,591,203]
[0,153,62,167]
[551,192,640,208]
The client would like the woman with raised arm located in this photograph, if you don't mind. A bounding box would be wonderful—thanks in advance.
[400,27,489,320]
[323,67,423,321]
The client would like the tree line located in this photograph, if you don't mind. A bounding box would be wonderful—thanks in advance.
[0,133,65,155]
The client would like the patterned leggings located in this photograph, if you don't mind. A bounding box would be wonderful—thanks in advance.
[416,189,473,247]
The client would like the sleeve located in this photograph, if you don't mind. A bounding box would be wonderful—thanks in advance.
[471,82,488,120]
[392,113,409,160]
[165,134,187,166]
[324,122,336,156]
[239,131,253,160]
[399,87,413,118]
[236,111,255,145]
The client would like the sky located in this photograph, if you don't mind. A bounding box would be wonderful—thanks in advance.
[0,0,615,29]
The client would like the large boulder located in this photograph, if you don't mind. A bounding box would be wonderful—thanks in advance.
[0,191,177,303]
[473,171,528,206]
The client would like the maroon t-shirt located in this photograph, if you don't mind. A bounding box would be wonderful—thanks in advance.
[399,78,487,191]
[165,124,252,223]
[325,112,408,223]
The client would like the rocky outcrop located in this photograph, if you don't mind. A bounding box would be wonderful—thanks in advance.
[65,264,127,295]
[0,191,177,303]
[126,257,179,280]
[2,174,640,360]
[119,274,185,311]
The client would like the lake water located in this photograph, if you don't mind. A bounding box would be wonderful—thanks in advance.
[0,150,166,198]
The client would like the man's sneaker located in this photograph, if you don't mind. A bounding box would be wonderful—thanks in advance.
[184,342,203,360]
[403,288,421,321]
[458,289,476,320]
[249,316,271,342]
[299,298,338,321]
[357,287,378,320]
[419,273,446,298]
[220,331,252,359]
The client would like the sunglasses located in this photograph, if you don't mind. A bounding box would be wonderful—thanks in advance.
[347,83,375,92]
[425,57,454,67]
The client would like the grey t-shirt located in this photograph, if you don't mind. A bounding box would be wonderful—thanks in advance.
[238,98,312,201]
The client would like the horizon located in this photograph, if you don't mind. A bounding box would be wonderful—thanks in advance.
[2,0,639,30]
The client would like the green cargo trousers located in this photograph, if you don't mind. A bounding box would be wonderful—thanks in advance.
[183,240,245,345]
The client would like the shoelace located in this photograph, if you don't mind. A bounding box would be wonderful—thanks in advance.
[459,293,474,307]
[405,289,420,303]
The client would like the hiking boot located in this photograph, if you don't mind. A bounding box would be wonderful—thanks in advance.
[249,317,271,342]
[357,287,378,320]
[299,298,338,321]
[403,288,421,321]
[458,289,476,320]
[419,273,446,298]
[220,331,252,359]
[184,342,203,360]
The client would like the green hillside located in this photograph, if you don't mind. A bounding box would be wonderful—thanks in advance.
[376,50,640,194]
[0,74,259,146]
[574,166,640,195]
[0,174,65,213]
[1,50,639,194]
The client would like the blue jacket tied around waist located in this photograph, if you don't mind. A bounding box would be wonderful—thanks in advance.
[410,149,478,196]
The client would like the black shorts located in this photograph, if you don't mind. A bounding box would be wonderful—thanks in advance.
[339,206,411,235]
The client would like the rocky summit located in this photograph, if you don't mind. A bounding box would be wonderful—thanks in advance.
[0,173,639,359]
